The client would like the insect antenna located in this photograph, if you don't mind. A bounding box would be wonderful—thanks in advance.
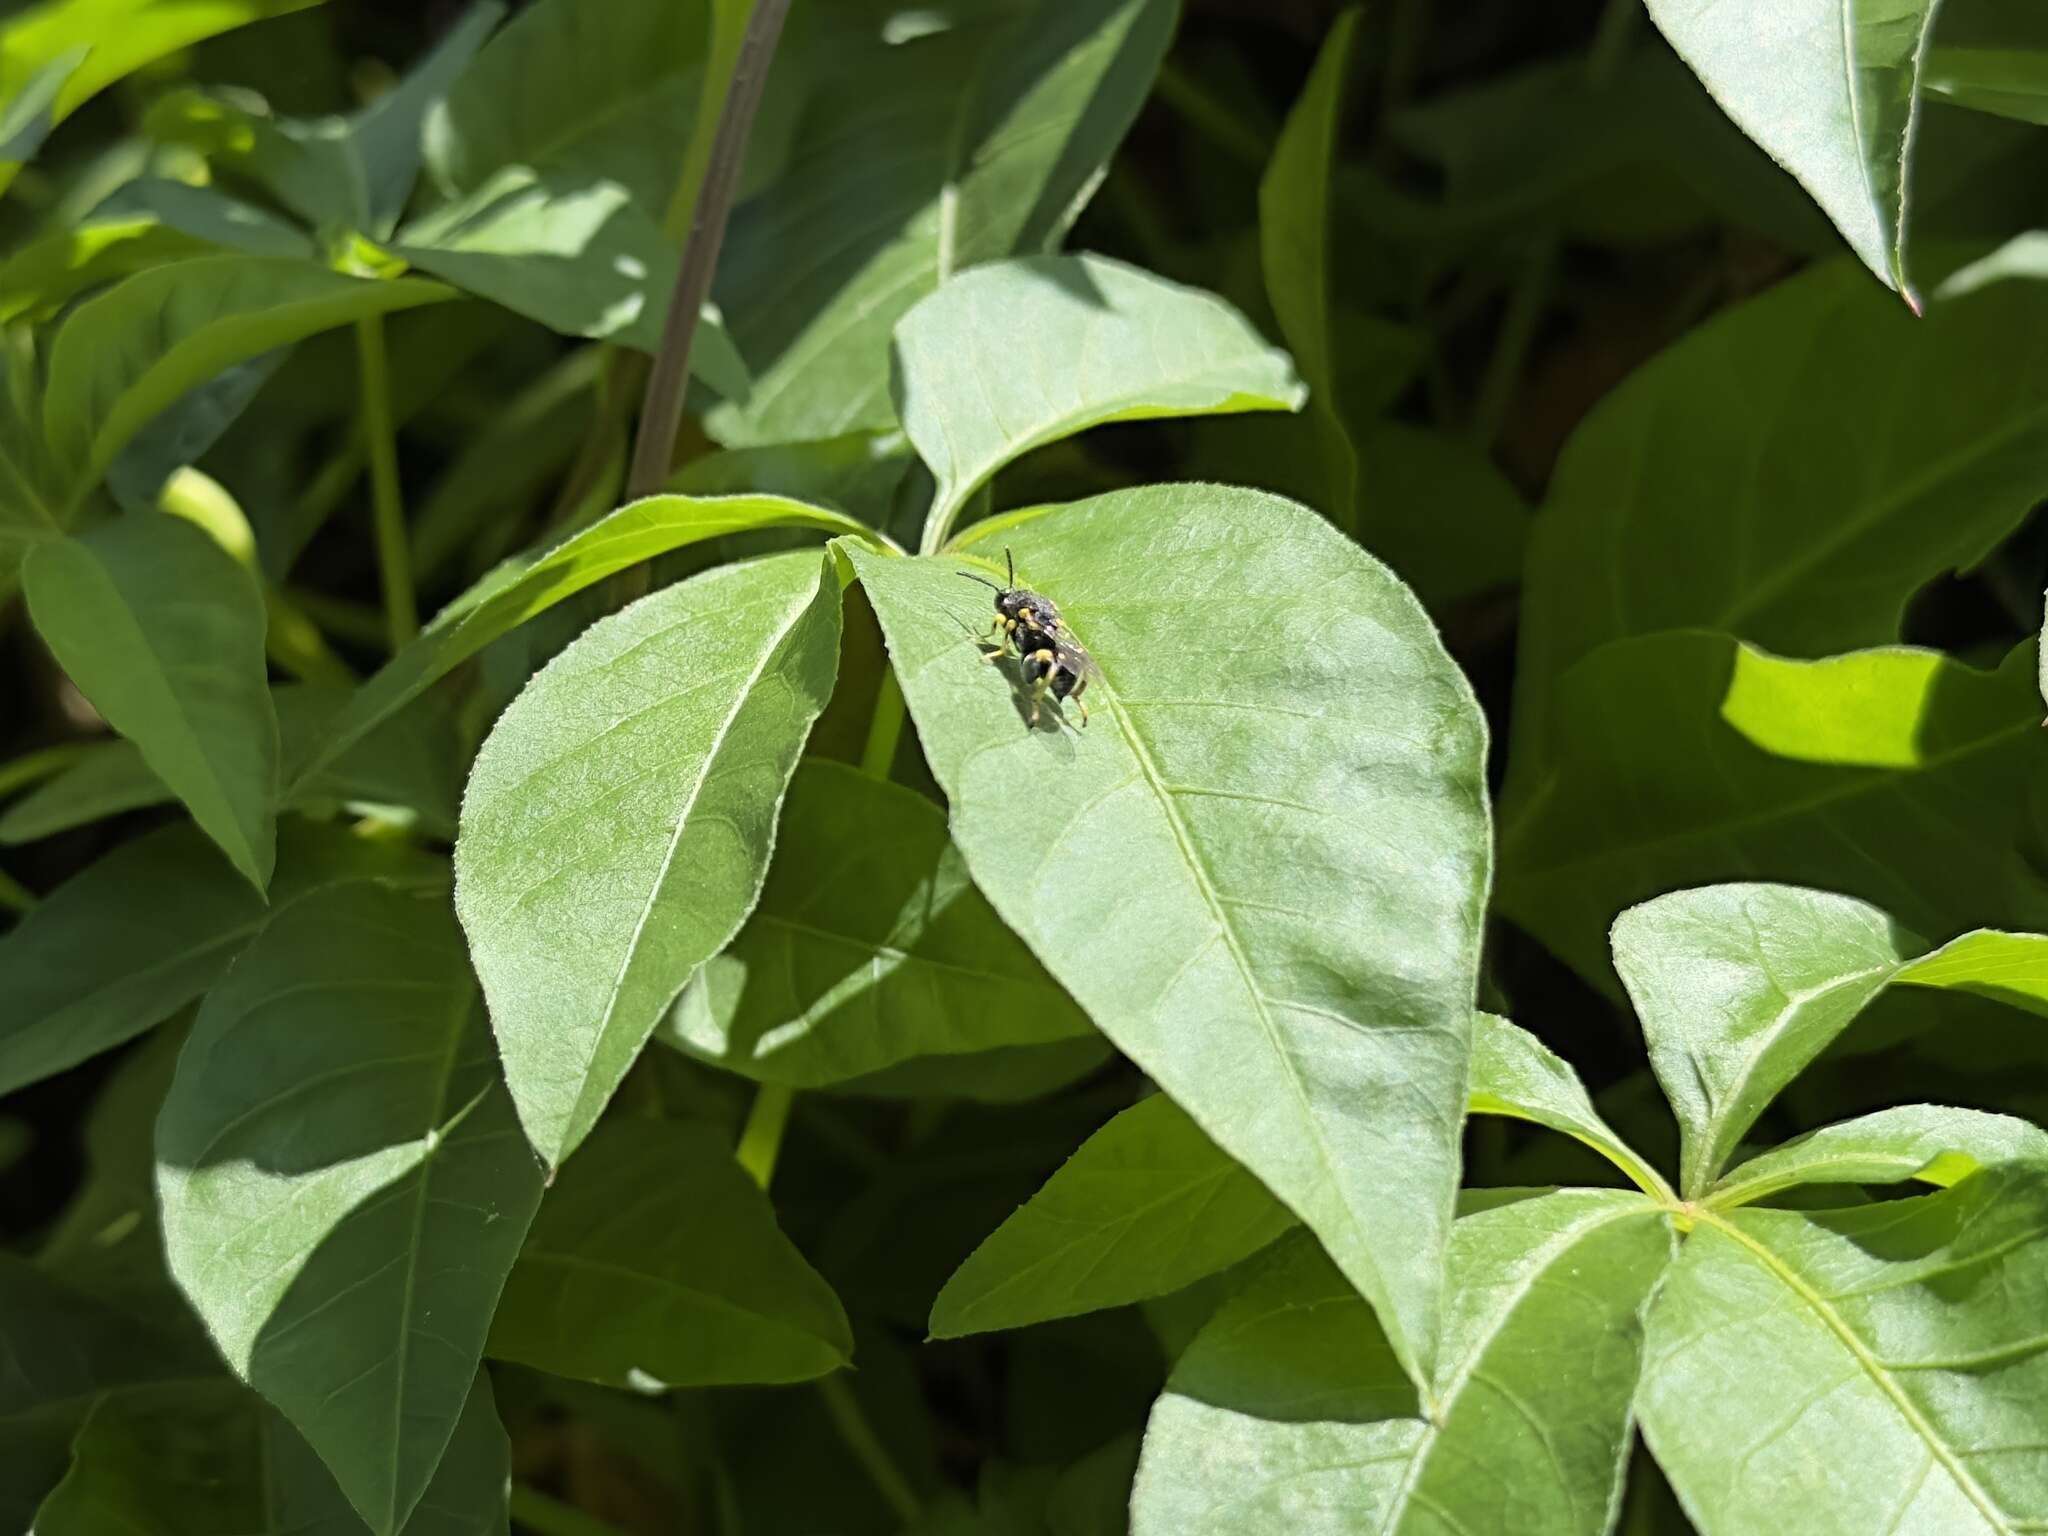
[1006,547,1015,587]
[958,570,1002,592]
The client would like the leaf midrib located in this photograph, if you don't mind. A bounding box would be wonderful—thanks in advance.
[1697,1208,2015,1533]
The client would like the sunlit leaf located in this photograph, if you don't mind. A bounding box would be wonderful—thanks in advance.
[456,550,842,1167]
[288,492,871,797]
[664,758,1095,1087]
[23,513,279,890]
[488,1117,851,1388]
[847,485,1491,1392]
[1711,1103,2048,1207]
[1644,0,1940,301]
[157,882,542,1535]
[1132,1191,1672,1535]
[347,1,505,238]
[1613,882,2048,1194]
[1640,1165,2048,1534]
[892,253,1302,540]
[1470,1012,1673,1199]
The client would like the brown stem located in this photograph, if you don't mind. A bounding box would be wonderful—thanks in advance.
[623,0,792,503]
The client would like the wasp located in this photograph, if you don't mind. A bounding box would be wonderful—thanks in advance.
[958,548,1096,728]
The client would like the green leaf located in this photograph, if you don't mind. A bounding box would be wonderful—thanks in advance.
[1509,262,2048,787]
[1,685,458,845]
[1259,7,1360,532]
[0,0,325,193]
[143,88,365,236]
[1501,636,2048,981]
[0,215,218,326]
[455,550,843,1168]
[347,2,505,238]
[1354,423,1529,612]
[424,0,703,212]
[708,0,1175,446]
[23,513,279,890]
[0,821,439,1097]
[392,167,748,397]
[1644,0,1940,302]
[0,1254,213,1527]
[287,492,872,801]
[1613,882,2048,1194]
[40,256,451,504]
[488,1117,852,1388]
[1639,1166,2048,1535]
[1470,1012,1674,1200]
[663,758,1095,1087]
[157,881,542,1536]
[1712,1104,2048,1207]
[0,736,166,844]
[32,1374,510,1536]
[1926,8,2048,127]
[846,486,1491,1393]
[892,253,1302,542]
[929,1092,1296,1340]
[1131,1191,1673,1536]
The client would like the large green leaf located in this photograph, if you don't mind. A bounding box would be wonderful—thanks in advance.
[847,485,1491,1393]
[1131,1191,1673,1536]
[0,215,222,327]
[1259,8,1360,532]
[1640,1165,2048,1534]
[288,493,871,798]
[1501,636,2048,980]
[708,0,1175,446]
[347,1,505,238]
[488,1117,851,1388]
[23,513,279,890]
[1509,262,2048,787]
[663,758,1094,1087]
[0,821,439,1098]
[32,1374,509,1536]
[929,1092,1296,1340]
[1644,0,1940,301]
[1612,882,2048,1195]
[39,257,450,505]
[455,550,842,1168]
[1712,1104,2048,1207]
[157,882,543,1535]
[0,0,324,193]
[892,253,1302,542]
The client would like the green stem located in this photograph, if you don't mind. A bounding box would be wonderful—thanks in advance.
[265,590,357,688]
[858,668,906,780]
[0,742,94,800]
[280,586,388,649]
[354,314,416,652]
[817,1375,921,1525]
[508,1486,632,1536]
[735,1082,794,1189]
[1586,0,1641,85]
[0,866,35,913]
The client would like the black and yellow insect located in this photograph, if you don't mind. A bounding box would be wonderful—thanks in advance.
[958,548,1096,727]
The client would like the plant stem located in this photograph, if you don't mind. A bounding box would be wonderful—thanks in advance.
[735,1082,794,1189]
[280,586,388,649]
[1468,231,1557,447]
[625,0,793,504]
[858,669,906,779]
[817,1374,922,1525]
[507,1486,631,1536]
[354,314,416,652]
